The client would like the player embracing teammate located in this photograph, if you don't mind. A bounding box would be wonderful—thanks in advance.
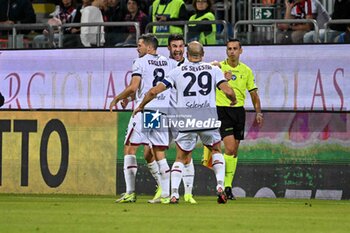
[134,41,237,204]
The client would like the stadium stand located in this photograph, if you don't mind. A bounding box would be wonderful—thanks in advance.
[1,0,350,49]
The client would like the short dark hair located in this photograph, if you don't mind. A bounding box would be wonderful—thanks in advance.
[128,0,141,6]
[0,92,4,107]
[192,0,213,11]
[168,34,184,46]
[139,33,158,50]
[227,38,242,48]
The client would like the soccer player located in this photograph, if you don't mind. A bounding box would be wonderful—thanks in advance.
[133,41,237,204]
[109,34,173,203]
[168,34,197,204]
[203,38,263,200]
[147,34,197,204]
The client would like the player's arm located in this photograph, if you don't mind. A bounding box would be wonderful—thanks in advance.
[250,89,263,126]
[109,76,141,112]
[218,81,237,106]
[133,82,168,116]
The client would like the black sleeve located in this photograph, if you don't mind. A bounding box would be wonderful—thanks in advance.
[189,18,212,34]
[140,15,149,34]
[20,0,36,24]
[330,0,350,31]
[73,6,82,23]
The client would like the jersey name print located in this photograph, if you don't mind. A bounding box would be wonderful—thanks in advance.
[132,54,172,111]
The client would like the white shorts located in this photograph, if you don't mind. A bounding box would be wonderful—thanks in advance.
[124,112,149,146]
[175,129,221,152]
[146,128,169,148]
[168,124,179,143]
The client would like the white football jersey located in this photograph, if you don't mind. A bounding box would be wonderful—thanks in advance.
[132,54,173,112]
[168,57,189,109]
[163,61,227,131]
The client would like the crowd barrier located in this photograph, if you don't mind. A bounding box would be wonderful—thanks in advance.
[1,18,350,49]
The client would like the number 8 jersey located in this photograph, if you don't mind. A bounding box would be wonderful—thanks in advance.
[132,53,173,112]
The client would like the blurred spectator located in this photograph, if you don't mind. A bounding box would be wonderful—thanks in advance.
[329,0,350,42]
[303,0,330,43]
[188,0,216,45]
[262,0,276,4]
[80,0,106,47]
[63,0,93,47]
[337,25,350,43]
[151,0,189,45]
[33,0,78,48]
[0,0,36,36]
[138,0,152,17]
[330,0,350,32]
[116,0,149,46]
[104,0,127,46]
[277,0,330,44]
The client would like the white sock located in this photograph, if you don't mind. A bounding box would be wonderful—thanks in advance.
[171,161,184,199]
[212,153,225,191]
[182,159,194,195]
[124,154,137,194]
[147,160,161,187]
[157,159,170,198]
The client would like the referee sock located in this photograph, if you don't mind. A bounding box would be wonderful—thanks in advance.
[224,154,238,188]
[124,154,137,194]
[147,160,161,187]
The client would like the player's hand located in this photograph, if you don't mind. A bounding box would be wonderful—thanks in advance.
[132,106,143,118]
[224,71,232,80]
[121,98,129,109]
[256,113,264,127]
[210,60,221,68]
[229,93,237,106]
[229,99,237,106]
[109,98,119,112]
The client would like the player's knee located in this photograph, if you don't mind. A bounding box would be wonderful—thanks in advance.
[225,146,237,156]
[144,152,154,163]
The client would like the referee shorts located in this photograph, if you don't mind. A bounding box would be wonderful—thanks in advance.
[217,106,245,140]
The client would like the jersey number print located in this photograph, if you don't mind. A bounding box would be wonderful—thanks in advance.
[183,71,212,96]
[153,68,165,87]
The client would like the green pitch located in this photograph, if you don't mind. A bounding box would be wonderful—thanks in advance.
[0,194,349,233]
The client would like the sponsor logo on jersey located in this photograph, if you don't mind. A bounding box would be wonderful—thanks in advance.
[185,100,210,109]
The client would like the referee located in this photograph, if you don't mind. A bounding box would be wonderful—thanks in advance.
[203,38,263,199]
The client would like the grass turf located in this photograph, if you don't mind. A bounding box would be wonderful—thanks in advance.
[0,194,349,233]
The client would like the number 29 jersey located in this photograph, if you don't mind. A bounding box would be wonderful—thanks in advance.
[162,61,227,131]
[132,53,173,111]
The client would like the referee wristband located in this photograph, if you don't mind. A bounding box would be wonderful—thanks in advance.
[256,113,263,117]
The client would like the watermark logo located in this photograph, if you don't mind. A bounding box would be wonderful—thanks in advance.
[143,110,162,129]
[142,108,221,131]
